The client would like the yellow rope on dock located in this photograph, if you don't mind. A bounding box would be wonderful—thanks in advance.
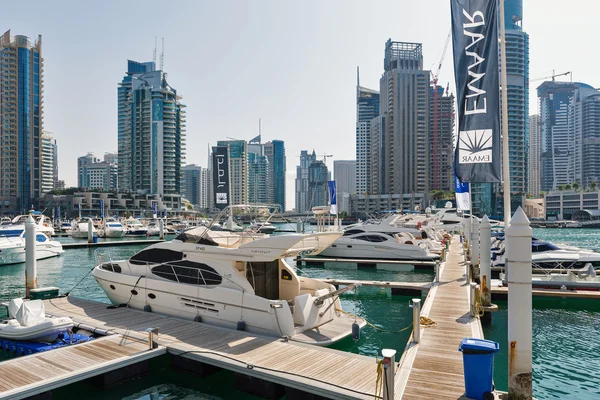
[374,358,384,399]
[335,308,436,333]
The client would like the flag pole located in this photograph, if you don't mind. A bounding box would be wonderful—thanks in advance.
[500,0,511,224]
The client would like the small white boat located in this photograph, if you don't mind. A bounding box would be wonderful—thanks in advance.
[102,218,126,238]
[250,220,277,234]
[0,213,55,237]
[0,231,64,265]
[0,299,73,342]
[146,224,160,237]
[70,218,97,239]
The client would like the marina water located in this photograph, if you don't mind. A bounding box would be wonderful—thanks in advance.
[0,228,598,399]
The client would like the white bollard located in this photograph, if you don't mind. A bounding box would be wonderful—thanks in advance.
[159,218,164,240]
[410,298,421,344]
[25,216,37,298]
[381,349,397,400]
[88,218,94,244]
[506,207,532,398]
[480,215,492,306]
[471,218,480,268]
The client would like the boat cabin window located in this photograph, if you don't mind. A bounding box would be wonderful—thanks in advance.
[354,235,387,243]
[151,261,222,285]
[343,229,365,236]
[532,242,560,252]
[101,263,122,273]
[36,234,47,242]
[130,248,184,265]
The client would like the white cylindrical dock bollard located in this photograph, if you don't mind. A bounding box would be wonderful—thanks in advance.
[410,298,421,344]
[25,216,37,298]
[88,218,94,244]
[381,349,397,400]
[480,215,492,306]
[471,218,480,268]
[159,218,164,240]
[506,207,532,398]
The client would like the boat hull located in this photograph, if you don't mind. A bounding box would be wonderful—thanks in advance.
[0,244,64,266]
[320,243,439,262]
[104,228,126,238]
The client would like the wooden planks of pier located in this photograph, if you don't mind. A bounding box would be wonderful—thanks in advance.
[40,296,381,399]
[395,236,481,399]
[0,335,165,399]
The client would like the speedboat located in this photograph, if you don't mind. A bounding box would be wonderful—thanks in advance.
[59,221,72,233]
[146,223,160,237]
[250,220,277,234]
[70,218,97,239]
[124,218,148,236]
[0,231,64,265]
[319,231,440,262]
[102,218,126,238]
[92,227,366,345]
[0,299,73,342]
[0,213,55,237]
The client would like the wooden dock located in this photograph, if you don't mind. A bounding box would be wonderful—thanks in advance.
[0,335,165,399]
[62,239,163,249]
[29,296,383,399]
[394,236,483,399]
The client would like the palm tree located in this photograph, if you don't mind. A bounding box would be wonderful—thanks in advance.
[573,182,580,191]
[557,185,564,191]
[565,184,572,190]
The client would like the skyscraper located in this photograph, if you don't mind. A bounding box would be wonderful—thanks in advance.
[217,140,248,205]
[309,160,328,208]
[429,85,455,192]
[333,160,356,195]
[77,153,117,191]
[40,132,55,195]
[356,69,380,195]
[528,114,541,197]
[538,81,600,190]
[264,140,286,211]
[118,60,186,195]
[182,164,210,209]
[379,40,430,195]
[248,152,270,204]
[295,150,316,213]
[0,30,43,212]
[504,0,529,199]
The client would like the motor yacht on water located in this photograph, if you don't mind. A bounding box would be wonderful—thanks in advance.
[124,218,148,236]
[70,218,97,239]
[0,213,55,237]
[92,227,366,345]
[100,218,126,238]
[250,220,277,234]
[0,231,63,265]
[319,230,440,262]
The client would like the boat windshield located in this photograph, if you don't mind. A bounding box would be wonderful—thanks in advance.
[532,241,560,252]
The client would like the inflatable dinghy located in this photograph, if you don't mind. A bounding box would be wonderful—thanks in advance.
[0,298,73,342]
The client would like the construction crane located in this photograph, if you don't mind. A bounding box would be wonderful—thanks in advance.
[431,30,452,190]
[531,70,571,83]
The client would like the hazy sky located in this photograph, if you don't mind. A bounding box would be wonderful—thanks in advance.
[0,1,595,210]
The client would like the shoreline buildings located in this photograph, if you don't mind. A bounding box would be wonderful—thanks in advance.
[0,30,43,213]
[182,164,209,210]
[355,69,379,195]
[117,60,186,196]
[77,153,118,191]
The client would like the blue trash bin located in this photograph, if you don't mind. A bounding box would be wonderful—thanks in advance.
[92,236,99,243]
[459,338,499,400]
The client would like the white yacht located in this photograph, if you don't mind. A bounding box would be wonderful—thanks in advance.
[101,218,126,238]
[124,218,148,236]
[493,239,600,270]
[0,213,55,237]
[319,231,440,262]
[250,220,277,234]
[70,218,97,239]
[0,231,64,265]
[92,227,365,345]
[146,223,161,237]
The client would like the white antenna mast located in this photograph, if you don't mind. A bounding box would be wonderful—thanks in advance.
[160,37,164,70]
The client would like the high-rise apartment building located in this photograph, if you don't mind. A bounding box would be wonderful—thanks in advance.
[182,164,209,210]
[295,150,316,213]
[51,135,59,189]
[217,140,248,205]
[379,40,429,195]
[78,153,117,191]
[41,132,55,194]
[334,160,356,195]
[118,60,185,195]
[0,30,43,212]
[529,114,541,197]
[538,81,600,191]
[309,160,328,208]
[103,152,118,165]
[248,152,270,204]
[263,140,286,211]
[356,71,380,195]
[429,85,454,192]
